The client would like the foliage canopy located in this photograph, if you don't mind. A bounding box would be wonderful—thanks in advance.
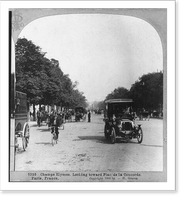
[15,38,87,108]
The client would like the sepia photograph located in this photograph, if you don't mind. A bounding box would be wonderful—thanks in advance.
[0,0,176,191]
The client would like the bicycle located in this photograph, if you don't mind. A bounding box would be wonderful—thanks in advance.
[51,131,58,146]
[51,125,59,146]
[50,120,64,146]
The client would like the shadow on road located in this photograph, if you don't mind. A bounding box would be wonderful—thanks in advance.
[30,123,47,127]
[139,144,163,148]
[77,136,143,145]
[16,149,26,154]
[78,136,110,144]
[126,140,163,147]
[35,142,52,146]
[30,124,39,127]
[38,128,50,132]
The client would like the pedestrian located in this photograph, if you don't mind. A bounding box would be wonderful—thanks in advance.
[88,110,91,122]
[30,111,32,121]
[37,109,41,127]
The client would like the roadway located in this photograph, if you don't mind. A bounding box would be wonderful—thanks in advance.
[15,114,164,172]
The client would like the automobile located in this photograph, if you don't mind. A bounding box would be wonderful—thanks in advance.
[103,99,143,144]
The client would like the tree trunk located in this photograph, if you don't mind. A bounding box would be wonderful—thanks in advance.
[33,104,36,121]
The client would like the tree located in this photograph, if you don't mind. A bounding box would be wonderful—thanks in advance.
[105,87,129,100]
[129,72,163,111]
[15,38,47,105]
[15,37,88,112]
[68,89,88,108]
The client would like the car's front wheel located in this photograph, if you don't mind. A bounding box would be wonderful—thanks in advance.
[104,124,109,140]
[111,127,116,144]
[137,127,143,143]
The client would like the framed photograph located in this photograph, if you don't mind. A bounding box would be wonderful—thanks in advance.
[0,1,175,191]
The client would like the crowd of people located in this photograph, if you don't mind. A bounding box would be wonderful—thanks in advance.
[32,108,92,128]
[33,108,92,144]
[35,109,69,127]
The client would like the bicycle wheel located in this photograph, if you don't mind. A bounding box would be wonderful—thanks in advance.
[51,133,57,146]
[24,123,30,145]
[59,124,64,130]
[51,134,54,146]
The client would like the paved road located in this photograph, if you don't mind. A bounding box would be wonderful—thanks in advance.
[15,114,164,172]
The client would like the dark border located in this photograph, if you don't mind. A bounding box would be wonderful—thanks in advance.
[8,8,167,183]
[175,1,177,190]
[5,7,173,193]
[8,10,12,182]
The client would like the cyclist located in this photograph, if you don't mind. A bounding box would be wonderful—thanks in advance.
[50,112,60,140]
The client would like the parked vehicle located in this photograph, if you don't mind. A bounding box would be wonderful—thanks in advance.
[75,107,86,122]
[14,91,30,151]
[103,99,143,144]
[141,111,150,121]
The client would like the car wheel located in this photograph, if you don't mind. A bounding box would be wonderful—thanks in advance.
[111,127,116,144]
[104,125,109,140]
[137,127,143,143]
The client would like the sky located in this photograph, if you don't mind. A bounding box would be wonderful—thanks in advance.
[19,14,163,103]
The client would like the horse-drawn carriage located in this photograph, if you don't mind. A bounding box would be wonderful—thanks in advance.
[103,99,143,144]
[14,91,30,151]
[75,107,86,122]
